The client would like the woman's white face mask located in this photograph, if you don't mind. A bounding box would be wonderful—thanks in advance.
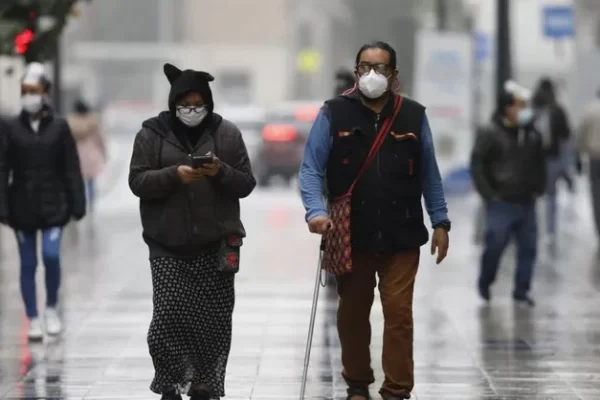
[21,94,43,114]
[176,105,208,127]
[358,70,389,99]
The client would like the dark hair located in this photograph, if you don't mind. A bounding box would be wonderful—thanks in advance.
[538,77,554,93]
[73,98,90,114]
[496,91,516,115]
[533,77,556,106]
[355,41,397,68]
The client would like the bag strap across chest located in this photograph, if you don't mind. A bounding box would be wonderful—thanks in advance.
[346,95,404,195]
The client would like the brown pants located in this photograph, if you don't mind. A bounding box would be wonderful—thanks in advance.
[336,249,420,399]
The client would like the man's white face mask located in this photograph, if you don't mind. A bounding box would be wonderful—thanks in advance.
[358,70,389,99]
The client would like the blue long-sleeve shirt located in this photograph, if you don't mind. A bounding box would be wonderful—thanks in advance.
[299,109,448,228]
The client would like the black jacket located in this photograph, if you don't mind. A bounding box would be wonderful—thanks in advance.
[536,102,571,158]
[325,91,429,253]
[470,115,546,203]
[128,111,256,259]
[0,109,86,230]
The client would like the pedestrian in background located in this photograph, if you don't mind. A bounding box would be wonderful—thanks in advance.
[128,63,255,400]
[0,62,86,340]
[471,88,546,307]
[531,77,573,253]
[67,98,106,214]
[577,89,600,238]
[334,68,356,96]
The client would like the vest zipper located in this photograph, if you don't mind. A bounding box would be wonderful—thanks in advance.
[375,114,382,244]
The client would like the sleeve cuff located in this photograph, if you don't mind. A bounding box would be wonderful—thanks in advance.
[210,161,231,181]
[305,209,328,222]
[430,211,449,228]
[167,165,182,183]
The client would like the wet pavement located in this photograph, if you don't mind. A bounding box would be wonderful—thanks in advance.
[0,172,600,399]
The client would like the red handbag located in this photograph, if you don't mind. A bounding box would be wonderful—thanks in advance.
[323,95,404,275]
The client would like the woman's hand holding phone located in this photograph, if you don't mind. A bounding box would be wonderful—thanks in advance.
[198,157,221,177]
[177,165,204,184]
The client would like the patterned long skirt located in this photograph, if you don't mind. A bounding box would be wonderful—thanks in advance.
[147,252,235,398]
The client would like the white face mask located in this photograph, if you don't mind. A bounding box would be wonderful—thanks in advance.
[176,106,208,127]
[21,94,43,114]
[518,107,534,125]
[358,70,389,99]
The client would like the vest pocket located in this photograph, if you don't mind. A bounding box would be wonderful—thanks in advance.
[335,133,361,165]
[390,135,419,178]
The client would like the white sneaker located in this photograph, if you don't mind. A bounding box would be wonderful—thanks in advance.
[44,308,62,336]
[28,318,43,340]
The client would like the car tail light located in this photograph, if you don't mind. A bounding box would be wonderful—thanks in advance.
[262,124,297,142]
[295,106,319,122]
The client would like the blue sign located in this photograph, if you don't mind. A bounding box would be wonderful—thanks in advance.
[543,6,574,38]
[474,32,489,62]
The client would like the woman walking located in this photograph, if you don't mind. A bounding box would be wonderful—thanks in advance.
[67,98,106,213]
[128,63,256,400]
[0,62,86,340]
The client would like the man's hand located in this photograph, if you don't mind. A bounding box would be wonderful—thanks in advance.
[430,227,449,264]
[308,215,332,234]
[199,157,221,177]
[177,165,204,184]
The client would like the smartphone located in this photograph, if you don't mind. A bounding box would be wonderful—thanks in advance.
[191,155,214,169]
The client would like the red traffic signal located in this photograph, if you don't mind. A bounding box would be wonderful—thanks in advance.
[15,29,35,55]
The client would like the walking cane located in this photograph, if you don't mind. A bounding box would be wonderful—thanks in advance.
[299,239,327,400]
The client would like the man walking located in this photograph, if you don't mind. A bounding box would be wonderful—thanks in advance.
[471,89,546,307]
[300,41,450,400]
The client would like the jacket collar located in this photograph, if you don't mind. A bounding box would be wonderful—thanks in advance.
[343,87,396,118]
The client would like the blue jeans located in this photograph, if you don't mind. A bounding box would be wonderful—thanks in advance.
[86,179,95,211]
[478,201,537,299]
[15,228,63,318]
[545,158,563,236]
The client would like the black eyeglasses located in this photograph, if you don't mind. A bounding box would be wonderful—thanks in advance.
[356,63,394,76]
[176,105,205,115]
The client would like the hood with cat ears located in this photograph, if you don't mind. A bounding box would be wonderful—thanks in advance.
[163,63,214,85]
[163,63,215,113]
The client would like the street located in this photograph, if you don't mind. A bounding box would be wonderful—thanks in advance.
[0,161,599,400]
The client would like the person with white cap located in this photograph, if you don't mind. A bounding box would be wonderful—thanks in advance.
[0,62,86,340]
[470,82,546,307]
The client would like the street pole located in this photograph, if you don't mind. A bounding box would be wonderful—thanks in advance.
[496,0,511,106]
[51,35,61,114]
[436,0,448,31]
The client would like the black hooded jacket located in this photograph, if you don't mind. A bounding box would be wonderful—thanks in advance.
[128,64,256,259]
[532,80,571,158]
[0,107,86,230]
[471,113,546,203]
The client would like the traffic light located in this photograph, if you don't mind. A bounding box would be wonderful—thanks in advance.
[0,0,86,62]
[14,28,34,55]
[0,0,40,59]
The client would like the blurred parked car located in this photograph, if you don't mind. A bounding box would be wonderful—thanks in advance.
[217,104,266,169]
[256,101,322,187]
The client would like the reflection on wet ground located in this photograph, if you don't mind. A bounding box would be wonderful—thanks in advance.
[0,192,599,399]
